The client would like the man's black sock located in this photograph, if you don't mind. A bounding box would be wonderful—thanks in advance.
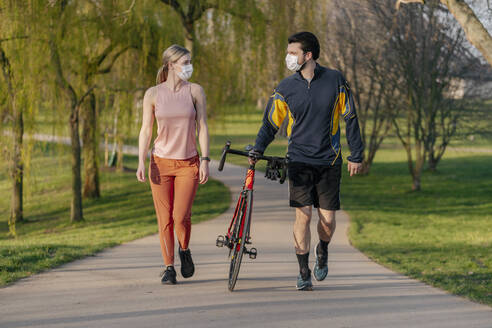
[296,253,310,279]
[319,240,329,254]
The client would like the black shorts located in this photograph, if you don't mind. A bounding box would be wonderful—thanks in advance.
[288,162,341,210]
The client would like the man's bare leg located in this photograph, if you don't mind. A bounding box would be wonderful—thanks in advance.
[294,206,313,290]
[294,206,312,254]
[313,208,336,281]
[317,208,336,242]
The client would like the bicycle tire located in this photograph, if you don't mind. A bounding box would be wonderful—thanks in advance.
[228,190,253,291]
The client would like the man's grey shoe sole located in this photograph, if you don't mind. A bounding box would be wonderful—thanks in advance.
[296,275,313,291]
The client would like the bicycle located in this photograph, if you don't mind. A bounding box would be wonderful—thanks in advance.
[215,141,287,291]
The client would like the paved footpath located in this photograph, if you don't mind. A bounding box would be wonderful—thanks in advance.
[1,161,491,328]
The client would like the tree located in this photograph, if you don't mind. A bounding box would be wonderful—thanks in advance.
[49,39,87,222]
[45,1,95,222]
[324,0,400,174]
[79,40,131,198]
[379,1,473,190]
[158,0,265,55]
[0,1,36,234]
[157,0,270,117]
[78,1,138,198]
[396,0,492,67]
[0,41,23,233]
[44,1,139,200]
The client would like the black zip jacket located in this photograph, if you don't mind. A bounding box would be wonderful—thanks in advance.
[254,63,364,165]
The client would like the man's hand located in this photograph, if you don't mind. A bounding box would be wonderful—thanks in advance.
[347,161,362,176]
[248,149,261,165]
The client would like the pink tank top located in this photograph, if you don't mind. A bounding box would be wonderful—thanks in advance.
[152,81,197,159]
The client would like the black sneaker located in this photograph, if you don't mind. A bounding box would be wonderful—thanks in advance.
[160,266,177,285]
[314,242,328,281]
[179,247,195,278]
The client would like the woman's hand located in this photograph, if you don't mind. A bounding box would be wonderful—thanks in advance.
[199,160,209,184]
[136,163,146,182]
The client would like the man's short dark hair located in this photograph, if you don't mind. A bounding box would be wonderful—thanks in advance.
[288,32,320,60]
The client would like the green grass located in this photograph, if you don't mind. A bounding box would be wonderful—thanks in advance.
[206,111,492,306]
[0,142,230,286]
[4,106,492,306]
[343,149,492,306]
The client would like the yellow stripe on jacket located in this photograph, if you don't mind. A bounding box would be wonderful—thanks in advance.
[332,86,352,135]
[267,92,294,137]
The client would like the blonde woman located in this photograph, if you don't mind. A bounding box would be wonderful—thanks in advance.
[136,45,210,284]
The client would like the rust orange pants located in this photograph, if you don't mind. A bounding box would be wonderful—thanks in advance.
[149,154,199,265]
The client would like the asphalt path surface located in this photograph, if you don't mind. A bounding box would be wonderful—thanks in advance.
[1,160,490,328]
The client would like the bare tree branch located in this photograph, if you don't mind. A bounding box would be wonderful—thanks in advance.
[76,85,97,107]
[49,37,77,106]
[0,36,29,43]
[160,0,186,22]
[96,46,131,74]
[397,0,492,67]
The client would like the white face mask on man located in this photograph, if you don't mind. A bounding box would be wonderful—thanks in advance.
[285,53,305,72]
[177,64,193,81]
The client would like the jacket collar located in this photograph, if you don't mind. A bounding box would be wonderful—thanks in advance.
[295,62,323,81]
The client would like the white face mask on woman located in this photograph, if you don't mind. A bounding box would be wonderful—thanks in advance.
[177,64,193,81]
[285,53,305,72]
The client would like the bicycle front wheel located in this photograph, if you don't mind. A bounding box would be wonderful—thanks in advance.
[228,190,253,291]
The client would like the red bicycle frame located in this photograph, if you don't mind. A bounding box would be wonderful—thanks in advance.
[226,169,255,250]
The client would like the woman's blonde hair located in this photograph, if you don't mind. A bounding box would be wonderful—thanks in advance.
[156,44,190,84]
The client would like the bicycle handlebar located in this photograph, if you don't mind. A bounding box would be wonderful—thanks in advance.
[218,141,231,172]
[218,141,288,184]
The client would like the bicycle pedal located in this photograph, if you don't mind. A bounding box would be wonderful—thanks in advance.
[216,235,225,248]
[248,248,257,260]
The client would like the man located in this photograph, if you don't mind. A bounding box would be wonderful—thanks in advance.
[250,31,363,290]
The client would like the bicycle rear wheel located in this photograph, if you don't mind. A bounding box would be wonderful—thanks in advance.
[228,190,253,291]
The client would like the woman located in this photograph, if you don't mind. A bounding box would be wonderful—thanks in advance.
[136,44,210,285]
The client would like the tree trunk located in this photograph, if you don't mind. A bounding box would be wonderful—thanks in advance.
[412,173,421,191]
[361,159,372,175]
[81,92,100,199]
[361,141,382,175]
[1,45,24,228]
[116,136,124,172]
[442,0,492,67]
[10,95,23,226]
[412,148,425,191]
[427,157,438,172]
[70,105,84,222]
[184,36,194,55]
